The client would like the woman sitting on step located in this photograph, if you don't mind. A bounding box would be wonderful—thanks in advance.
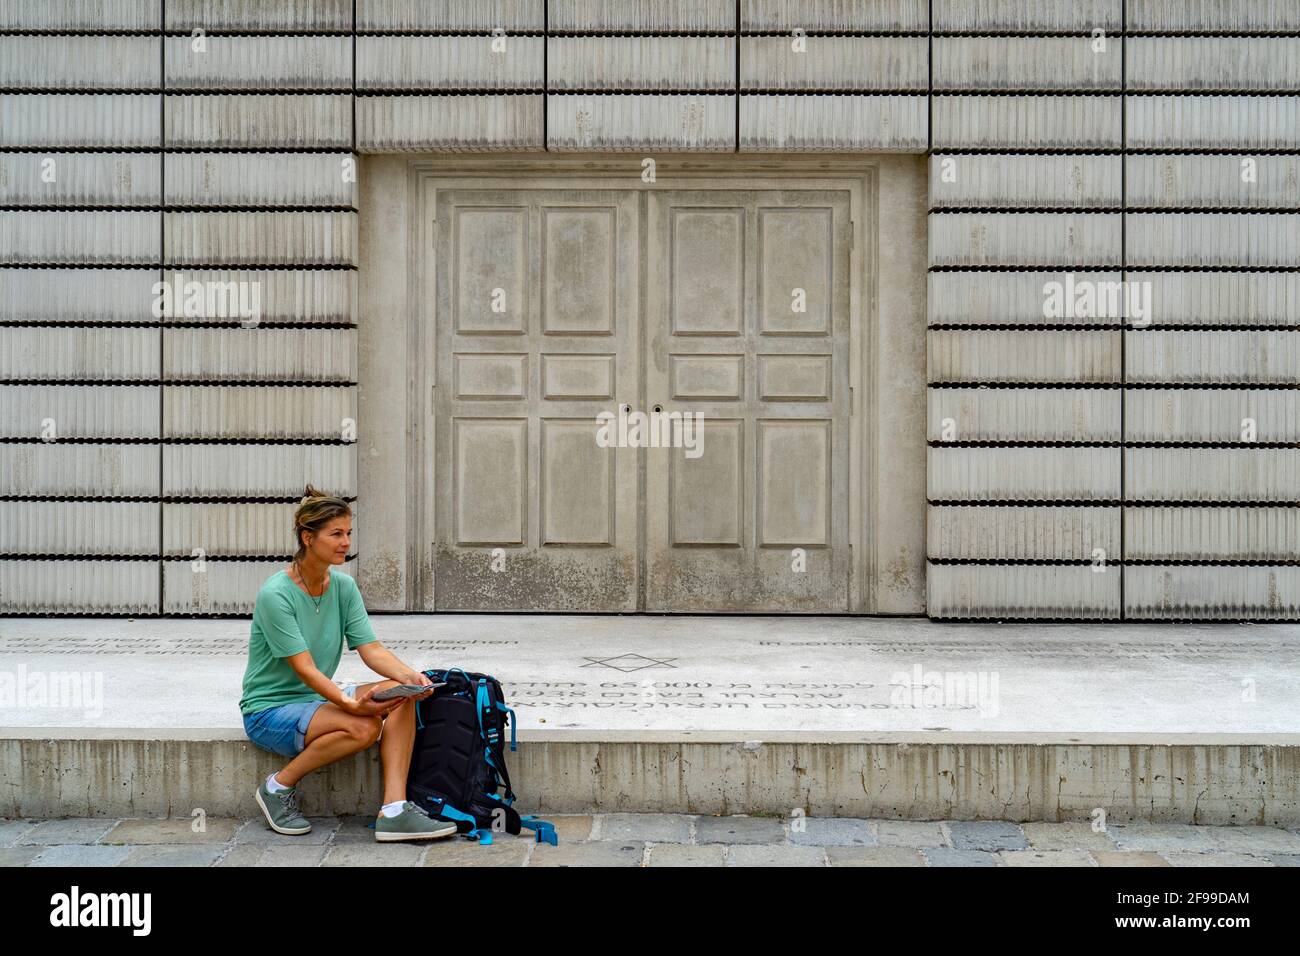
[239,484,453,842]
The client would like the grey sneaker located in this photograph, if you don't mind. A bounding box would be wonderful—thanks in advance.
[255,778,312,835]
[375,802,459,842]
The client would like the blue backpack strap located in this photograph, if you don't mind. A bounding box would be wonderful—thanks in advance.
[495,701,517,751]
[484,699,517,799]
[475,679,490,736]
[474,679,500,771]
[519,815,558,846]
[474,679,488,735]
[430,797,499,845]
[426,797,483,833]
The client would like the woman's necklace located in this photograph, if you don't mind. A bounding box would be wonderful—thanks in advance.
[294,559,327,614]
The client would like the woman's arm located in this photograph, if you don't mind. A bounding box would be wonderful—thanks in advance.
[285,650,401,716]
[342,573,432,688]
[356,641,430,687]
[286,651,354,704]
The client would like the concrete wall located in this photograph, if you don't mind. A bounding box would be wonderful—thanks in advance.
[6,735,1298,826]
[1,1,1297,619]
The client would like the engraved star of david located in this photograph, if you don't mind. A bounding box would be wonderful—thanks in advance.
[580,653,678,672]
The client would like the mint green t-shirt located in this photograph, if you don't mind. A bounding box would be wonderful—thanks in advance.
[239,568,378,715]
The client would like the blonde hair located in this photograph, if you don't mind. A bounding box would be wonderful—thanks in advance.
[292,484,352,559]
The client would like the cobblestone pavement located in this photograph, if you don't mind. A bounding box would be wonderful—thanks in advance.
[3,815,1300,866]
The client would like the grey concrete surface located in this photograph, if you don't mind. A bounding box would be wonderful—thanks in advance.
[2,616,1298,822]
[2,813,1292,868]
[10,736,1296,823]
[3,615,1295,739]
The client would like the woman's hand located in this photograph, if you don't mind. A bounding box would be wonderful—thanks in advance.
[400,669,439,701]
[344,685,402,717]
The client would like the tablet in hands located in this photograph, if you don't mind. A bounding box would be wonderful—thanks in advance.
[370,681,447,702]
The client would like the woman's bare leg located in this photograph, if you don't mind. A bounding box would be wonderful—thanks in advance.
[269,680,421,811]
[275,729,371,789]
[273,689,387,787]
[378,694,419,807]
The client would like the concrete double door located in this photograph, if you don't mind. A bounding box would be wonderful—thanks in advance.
[433,185,853,612]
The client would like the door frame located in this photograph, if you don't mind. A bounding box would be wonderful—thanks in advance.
[402,155,884,613]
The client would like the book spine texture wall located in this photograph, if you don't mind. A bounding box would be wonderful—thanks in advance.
[0,1,1296,617]
[927,0,1300,620]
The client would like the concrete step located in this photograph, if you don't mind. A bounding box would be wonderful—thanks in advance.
[5,732,1298,825]
[2,616,1298,824]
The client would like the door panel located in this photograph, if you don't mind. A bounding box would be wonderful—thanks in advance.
[645,190,852,612]
[434,189,640,611]
[431,184,853,613]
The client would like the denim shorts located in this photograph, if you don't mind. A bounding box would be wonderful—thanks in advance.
[243,683,358,757]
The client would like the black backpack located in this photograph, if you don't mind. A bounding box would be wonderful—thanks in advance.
[406,667,557,846]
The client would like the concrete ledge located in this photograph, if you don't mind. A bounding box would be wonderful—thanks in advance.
[5,616,1298,823]
[5,737,1297,825]
[9,727,1300,745]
